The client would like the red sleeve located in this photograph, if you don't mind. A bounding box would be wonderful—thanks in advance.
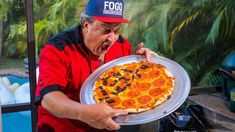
[35,45,70,101]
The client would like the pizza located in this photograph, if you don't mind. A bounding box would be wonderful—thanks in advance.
[93,61,175,113]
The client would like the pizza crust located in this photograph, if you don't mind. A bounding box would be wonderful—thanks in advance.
[125,108,152,113]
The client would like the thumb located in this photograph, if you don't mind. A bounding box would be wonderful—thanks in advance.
[134,42,144,54]
[136,42,144,49]
[110,109,128,117]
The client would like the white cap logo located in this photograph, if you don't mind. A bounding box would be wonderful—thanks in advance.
[103,1,123,15]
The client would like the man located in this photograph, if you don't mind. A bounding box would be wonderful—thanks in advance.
[35,0,154,131]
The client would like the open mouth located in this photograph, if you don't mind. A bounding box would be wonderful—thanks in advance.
[101,42,111,51]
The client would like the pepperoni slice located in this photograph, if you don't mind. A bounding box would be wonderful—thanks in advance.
[153,79,165,87]
[106,97,121,107]
[137,82,151,91]
[127,90,141,98]
[122,99,136,108]
[149,88,164,97]
[148,70,161,78]
[137,95,152,104]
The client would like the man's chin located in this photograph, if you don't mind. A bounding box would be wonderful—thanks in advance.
[99,49,108,55]
[94,52,105,57]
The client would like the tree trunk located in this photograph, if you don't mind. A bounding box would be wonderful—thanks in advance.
[0,21,3,60]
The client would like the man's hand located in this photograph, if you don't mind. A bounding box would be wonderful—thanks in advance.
[134,42,158,61]
[78,103,128,130]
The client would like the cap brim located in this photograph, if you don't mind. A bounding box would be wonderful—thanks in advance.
[93,16,131,24]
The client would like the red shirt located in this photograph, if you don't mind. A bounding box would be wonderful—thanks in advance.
[35,25,132,132]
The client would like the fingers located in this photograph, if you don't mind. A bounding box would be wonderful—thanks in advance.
[104,109,128,130]
[96,109,126,130]
[105,118,121,130]
[144,48,151,61]
[135,47,151,61]
[134,42,159,61]
[80,104,128,130]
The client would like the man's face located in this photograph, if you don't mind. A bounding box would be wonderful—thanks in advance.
[83,20,121,56]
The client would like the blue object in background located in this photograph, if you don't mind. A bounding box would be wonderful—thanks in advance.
[1,75,31,132]
[2,111,32,132]
[6,75,29,85]
[221,50,235,70]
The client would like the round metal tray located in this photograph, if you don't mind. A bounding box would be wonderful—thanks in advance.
[80,55,190,125]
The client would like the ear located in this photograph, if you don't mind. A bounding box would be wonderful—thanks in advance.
[82,19,89,32]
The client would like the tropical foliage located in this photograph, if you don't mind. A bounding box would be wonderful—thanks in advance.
[122,0,235,85]
[1,0,235,86]
[1,0,86,59]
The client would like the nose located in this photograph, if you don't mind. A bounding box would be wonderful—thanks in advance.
[107,32,116,43]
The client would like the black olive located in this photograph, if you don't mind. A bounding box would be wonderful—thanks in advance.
[109,80,118,86]
[167,95,171,100]
[99,96,110,101]
[102,81,107,86]
[119,77,126,81]
[132,74,135,80]
[140,65,149,69]
[137,74,141,78]
[111,92,118,95]
[113,72,121,77]
[121,86,127,92]
[135,69,139,74]
[123,81,128,84]
[101,90,107,96]
[128,70,133,73]
[116,86,122,92]
[106,99,115,103]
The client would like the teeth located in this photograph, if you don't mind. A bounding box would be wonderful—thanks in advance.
[102,42,111,50]
[103,42,110,46]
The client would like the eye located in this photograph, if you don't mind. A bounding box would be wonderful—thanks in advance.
[114,30,119,34]
[103,29,112,34]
